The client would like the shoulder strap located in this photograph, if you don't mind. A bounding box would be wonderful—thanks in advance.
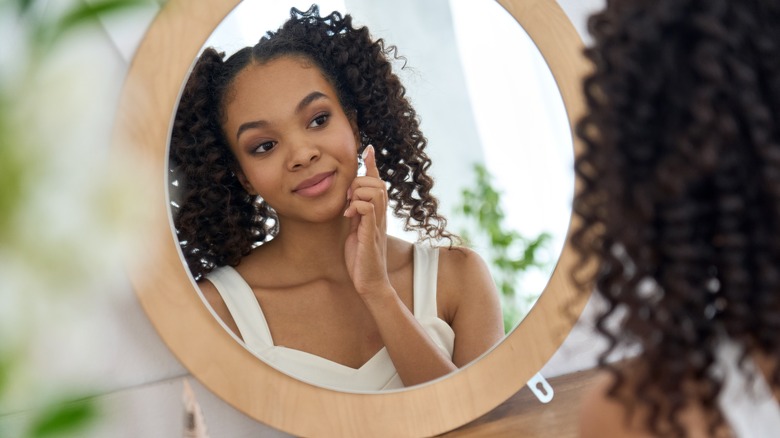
[716,340,780,437]
[412,243,440,319]
[204,266,275,353]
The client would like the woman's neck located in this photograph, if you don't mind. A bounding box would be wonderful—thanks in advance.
[266,216,353,274]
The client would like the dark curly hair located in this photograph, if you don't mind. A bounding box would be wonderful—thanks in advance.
[170,6,452,279]
[572,0,780,436]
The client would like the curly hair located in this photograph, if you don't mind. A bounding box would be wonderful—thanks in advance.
[572,0,780,436]
[170,6,452,279]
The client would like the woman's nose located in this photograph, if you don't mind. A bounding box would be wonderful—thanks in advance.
[288,141,320,170]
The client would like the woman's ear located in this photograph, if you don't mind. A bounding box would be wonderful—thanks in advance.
[234,168,257,195]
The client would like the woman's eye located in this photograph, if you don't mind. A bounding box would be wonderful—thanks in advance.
[308,113,330,128]
[252,141,276,154]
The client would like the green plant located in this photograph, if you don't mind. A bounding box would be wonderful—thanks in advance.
[455,163,552,333]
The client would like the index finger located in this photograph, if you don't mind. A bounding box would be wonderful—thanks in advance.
[362,144,379,179]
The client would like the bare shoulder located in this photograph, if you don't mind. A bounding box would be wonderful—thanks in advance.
[437,246,495,298]
[437,245,491,278]
[580,367,730,438]
[436,245,504,365]
[197,277,242,340]
[579,372,646,438]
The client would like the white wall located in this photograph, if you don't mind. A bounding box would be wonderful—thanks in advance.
[0,1,605,436]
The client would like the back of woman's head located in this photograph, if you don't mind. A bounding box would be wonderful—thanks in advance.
[171,6,449,279]
[573,0,780,435]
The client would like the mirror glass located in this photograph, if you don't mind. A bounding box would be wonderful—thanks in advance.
[169,0,572,392]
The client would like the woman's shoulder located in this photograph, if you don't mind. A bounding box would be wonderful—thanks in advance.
[436,245,492,285]
[385,239,494,298]
[579,371,650,438]
[392,239,490,279]
[579,365,730,438]
[434,245,498,319]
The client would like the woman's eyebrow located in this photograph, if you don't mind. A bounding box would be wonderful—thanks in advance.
[236,91,329,141]
[236,120,267,141]
[295,91,328,114]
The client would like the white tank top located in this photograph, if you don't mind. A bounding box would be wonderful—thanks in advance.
[716,340,780,437]
[204,243,455,391]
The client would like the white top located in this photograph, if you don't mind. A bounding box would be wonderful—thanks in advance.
[716,340,780,437]
[204,243,455,391]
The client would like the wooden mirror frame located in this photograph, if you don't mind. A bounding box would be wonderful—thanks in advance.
[113,0,590,436]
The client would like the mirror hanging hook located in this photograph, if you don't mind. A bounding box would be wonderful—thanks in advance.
[526,372,554,404]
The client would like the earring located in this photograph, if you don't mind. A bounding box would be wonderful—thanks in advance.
[251,194,265,207]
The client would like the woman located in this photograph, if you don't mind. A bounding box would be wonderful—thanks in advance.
[169,6,504,391]
[573,0,780,436]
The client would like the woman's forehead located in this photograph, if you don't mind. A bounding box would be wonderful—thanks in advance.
[226,57,338,113]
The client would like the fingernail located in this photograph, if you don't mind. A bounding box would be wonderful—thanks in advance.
[362,144,373,160]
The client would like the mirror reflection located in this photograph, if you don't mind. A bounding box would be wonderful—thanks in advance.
[168,0,572,392]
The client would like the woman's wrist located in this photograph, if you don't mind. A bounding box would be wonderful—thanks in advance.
[359,283,400,309]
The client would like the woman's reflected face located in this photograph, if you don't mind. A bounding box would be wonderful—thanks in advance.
[223,56,360,223]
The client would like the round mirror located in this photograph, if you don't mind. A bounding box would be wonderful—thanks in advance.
[114,0,589,435]
[171,0,573,391]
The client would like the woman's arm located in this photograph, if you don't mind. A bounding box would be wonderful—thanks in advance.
[361,286,459,385]
[357,247,504,385]
[343,145,458,386]
[437,247,505,367]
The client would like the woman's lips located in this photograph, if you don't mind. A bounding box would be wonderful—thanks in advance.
[293,171,336,197]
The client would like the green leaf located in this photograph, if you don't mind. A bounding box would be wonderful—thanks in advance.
[28,398,98,438]
[60,0,145,32]
[491,232,513,248]
[33,0,147,49]
[17,0,35,14]
[500,282,514,297]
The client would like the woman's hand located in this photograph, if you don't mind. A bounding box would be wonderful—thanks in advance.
[343,145,390,296]
[343,146,465,386]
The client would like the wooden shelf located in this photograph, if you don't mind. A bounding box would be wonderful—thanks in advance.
[443,368,601,437]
